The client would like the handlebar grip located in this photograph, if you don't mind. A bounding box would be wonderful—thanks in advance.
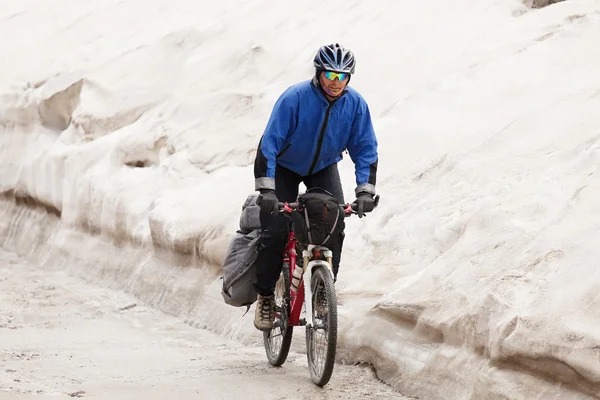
[348,194,380,215]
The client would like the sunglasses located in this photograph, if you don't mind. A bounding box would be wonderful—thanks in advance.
[323,71,349,81]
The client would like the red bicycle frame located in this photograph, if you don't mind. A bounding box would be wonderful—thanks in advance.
[279,201,356,327]
[283,230,305,326]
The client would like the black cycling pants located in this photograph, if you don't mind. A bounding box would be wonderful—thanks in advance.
[254,163,345,296]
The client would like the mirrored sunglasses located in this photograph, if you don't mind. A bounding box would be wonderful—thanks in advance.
[323,71,349,81]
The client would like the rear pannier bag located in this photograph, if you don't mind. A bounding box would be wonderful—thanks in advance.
[221,229,260,307]
[239,193,261,232]
[221,193,262,307]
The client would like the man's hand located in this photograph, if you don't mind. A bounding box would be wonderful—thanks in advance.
[355,192,376,218]
[257,189,279,215]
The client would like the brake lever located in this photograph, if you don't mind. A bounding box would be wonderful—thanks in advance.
[347,194,381,217]
[344,204,354,215]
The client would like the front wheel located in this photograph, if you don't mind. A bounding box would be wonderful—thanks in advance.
[306,266,338,386]
[263,262,293,366]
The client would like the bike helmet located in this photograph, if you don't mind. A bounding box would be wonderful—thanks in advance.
[313,43,356,74]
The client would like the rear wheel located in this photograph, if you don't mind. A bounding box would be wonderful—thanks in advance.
[306,266,337,386]
[263,262,293,366]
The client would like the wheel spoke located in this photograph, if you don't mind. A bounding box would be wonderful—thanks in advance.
[263,266,293,367]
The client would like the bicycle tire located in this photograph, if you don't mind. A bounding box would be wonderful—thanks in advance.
[263,261,293,366]
[306,266,337,386]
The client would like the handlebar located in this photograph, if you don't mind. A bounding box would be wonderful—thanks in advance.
[277,194,380,216]
[278,201,358,215]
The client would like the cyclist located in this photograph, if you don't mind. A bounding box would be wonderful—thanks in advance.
[253,43,379,331]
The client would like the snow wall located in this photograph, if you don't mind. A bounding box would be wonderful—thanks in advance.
[2,0,600,398]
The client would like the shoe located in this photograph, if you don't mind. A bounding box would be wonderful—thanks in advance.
[254,294,275,331]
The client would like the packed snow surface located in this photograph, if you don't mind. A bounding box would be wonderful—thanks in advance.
[2,0,600,398]
[0,246,401,399]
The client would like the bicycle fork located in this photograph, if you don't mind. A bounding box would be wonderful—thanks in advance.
[302,248,334,329]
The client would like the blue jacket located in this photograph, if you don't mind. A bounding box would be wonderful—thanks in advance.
[254,78,378,196]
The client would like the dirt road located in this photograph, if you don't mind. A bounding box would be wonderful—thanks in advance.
[0,250,403,399]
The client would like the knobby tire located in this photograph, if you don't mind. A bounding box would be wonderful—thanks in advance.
[306,266,337,386]
[263,262,293,366]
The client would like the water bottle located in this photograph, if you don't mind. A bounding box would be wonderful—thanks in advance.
[291,264,303,293]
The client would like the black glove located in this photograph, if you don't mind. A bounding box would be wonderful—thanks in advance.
[257,189,278,215]
[355,192,376,218]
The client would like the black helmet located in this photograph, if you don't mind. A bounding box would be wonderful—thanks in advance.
[313,43,356,74]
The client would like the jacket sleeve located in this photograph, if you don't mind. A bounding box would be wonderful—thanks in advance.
[254,89,298,191]
[347,97,379,197]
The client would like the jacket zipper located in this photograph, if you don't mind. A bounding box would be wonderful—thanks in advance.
[308,103,333,175]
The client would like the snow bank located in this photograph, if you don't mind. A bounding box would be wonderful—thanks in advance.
[2,0,600,398]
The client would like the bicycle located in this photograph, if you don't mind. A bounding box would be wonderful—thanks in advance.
[262,198,376,386]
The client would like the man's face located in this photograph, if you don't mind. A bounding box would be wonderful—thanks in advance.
[319,71,349,98]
